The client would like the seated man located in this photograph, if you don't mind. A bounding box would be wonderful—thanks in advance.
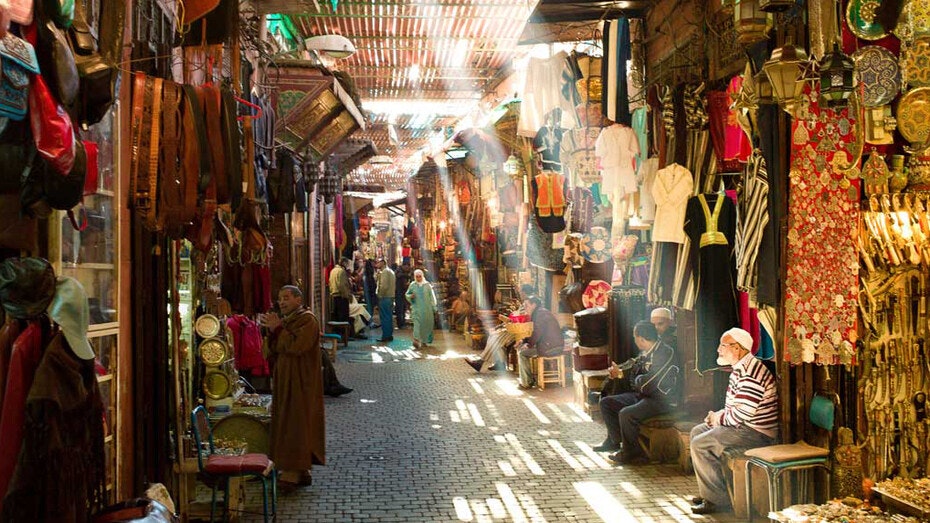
[650,307,677,349]
[689,328,778,515]
[594,321,680,464]
[466,323,515,372]
[516,296,564,388]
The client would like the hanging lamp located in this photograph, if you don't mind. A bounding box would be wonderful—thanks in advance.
[763,37,809,114]
[819,43,856,107]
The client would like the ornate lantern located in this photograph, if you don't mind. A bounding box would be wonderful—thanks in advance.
[763,38,809,114]
[754,70,775,105]
[734,0,769,46]
[759,0,795,12]
[819,44,856,107]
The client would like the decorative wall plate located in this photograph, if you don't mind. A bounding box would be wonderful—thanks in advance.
[847,0,889,40]
[894,0,930,41]
[902,38,930,87]
[897,87,930,144]
[194,314,222,338]
[853,46,901,107]
[580,226,611,263]
[203,371,232,400]
[199,337,229,366]
[582,280,612,308]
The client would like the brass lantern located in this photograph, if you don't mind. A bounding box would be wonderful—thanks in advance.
[754,70,776,105]
[819,44,856,107]
[763,38,809,114]
[759,0,795,12]
[734,0,769,46]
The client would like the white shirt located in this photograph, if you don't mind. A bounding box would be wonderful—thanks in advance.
[595,124,640,195]
[651,163,694,244]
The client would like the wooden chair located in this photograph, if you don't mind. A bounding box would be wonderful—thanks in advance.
[326,321,351,348]
[191,406,277,522]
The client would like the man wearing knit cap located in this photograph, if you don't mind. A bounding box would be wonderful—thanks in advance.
[689,327,778,515]
[650,307,677,348]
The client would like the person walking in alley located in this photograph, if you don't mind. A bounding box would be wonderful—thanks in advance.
[394,261,411,329]
[688,327,778,515]
[260,286,325,488]
[375,259,396,342]
[405,269,436,348]
[593,321,679,465]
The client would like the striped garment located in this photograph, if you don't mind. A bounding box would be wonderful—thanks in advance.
[720,353,778,438]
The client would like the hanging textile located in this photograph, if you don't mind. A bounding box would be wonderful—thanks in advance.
[532,172,568,233]
[607,285,646,364]
[518,52,580,136]
[526,218,566,272]
[649,85,669,168]
[736,153,770,296]
[783,85,859,365]
[650,163,693,243]
[601,18,632,126]
[638,157,659,222]
[560,127,602,186]
[595,124,640,198]
[684,193,740,372]
[755,104,783,307]
[632,106,649,167]
[2,332,106,521]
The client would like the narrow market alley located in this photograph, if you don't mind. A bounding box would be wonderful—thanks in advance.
[239,330,731,523]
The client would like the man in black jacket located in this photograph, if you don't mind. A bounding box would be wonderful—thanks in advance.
[594,321,680,464]
[517,296,564,388]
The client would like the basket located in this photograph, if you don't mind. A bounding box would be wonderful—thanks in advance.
[506,321,534,340]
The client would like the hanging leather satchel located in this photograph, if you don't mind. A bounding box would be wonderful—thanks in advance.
[28,73,76,175]
[68,0,116,125]
[35,20,79,106]
[0,33,40,121]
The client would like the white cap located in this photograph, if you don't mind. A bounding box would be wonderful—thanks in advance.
[722,327,753,351]
[650,307,672,320]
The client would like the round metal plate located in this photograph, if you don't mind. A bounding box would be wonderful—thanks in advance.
[853,46,901,107]
[847,0,889,41]
[203,371,232,400]
[195,314,222,338]
[897,87,930,144]
[902,38,930,87]
[199,337,229,366]
[212,414,269,454]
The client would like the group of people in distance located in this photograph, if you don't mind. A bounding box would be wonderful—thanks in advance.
[591,310,777,516]
[328,256,438,348]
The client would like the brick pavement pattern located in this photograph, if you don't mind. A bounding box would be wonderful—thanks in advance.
[236,329,735,523]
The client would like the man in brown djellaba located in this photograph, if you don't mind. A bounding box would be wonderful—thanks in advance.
[260,285,325,488]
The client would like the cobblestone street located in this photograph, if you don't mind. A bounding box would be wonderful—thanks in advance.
[238,328,737,523]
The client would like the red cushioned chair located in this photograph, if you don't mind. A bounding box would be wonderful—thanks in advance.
[191,406,277,522]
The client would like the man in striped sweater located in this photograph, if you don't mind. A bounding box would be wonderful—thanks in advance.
[689,327,778,515]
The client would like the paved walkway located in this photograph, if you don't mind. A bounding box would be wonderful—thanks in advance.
[238,327,737,523]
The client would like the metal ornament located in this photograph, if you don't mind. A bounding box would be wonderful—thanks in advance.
[819,44,856,107]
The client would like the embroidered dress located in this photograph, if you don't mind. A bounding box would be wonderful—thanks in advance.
[684,193,740,372]
[595,124,639,196]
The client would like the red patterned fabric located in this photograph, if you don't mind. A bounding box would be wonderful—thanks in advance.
[204,453,273,475]
[783,85,860,365]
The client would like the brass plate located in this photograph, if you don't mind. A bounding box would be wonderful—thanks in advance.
[212,414,270,454]
[846,0,889,40]
[853,45,901,107]
[203,371,232,400]
[199,337,229,366]
[902,38,930,87]
[194,314,222,338]
[897,87,930,144]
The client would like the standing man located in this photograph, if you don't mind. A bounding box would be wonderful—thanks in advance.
[375,259,395,342]
[394,261,411,329]
[688,328,778,515]
[330,257,353,336]
[260,286,325,488]
[516,296,564,388]
[594,321,679,464]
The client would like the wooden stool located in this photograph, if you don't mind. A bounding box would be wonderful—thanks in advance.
[536,355,566,390]
[322,333,341,360]
[326,321,351,348]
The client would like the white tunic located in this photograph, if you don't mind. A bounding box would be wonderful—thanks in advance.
[651,163,694,244]
[594,124,639,196]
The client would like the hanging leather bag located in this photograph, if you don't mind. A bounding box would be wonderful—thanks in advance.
[28,73,76,175]
[68,0,117,125]
[35,19,79,107]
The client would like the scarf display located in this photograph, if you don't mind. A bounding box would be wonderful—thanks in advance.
[601,18,632,126]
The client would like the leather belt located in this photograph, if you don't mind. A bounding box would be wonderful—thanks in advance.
[184,85,217,252]
[201,85,228,205]
[173,84,207,238]
[143,77,163,229]
[220,86,242,209]
[130,72,154,213]
[159,81,197,238]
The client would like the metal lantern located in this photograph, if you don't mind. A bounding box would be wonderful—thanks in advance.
[759,0,795,12]
[819,44,856,107]
[763,38,809,114]
[734,0,769,46]
[754,70,776,105]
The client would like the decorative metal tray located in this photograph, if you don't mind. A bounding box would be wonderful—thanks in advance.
[873,487,930,520]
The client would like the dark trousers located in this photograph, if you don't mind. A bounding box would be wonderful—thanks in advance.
[322,350,342,393]
[378,297,394,339]
[333,296,353,335]
[395,296,407,328]
[599,393,669,456]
